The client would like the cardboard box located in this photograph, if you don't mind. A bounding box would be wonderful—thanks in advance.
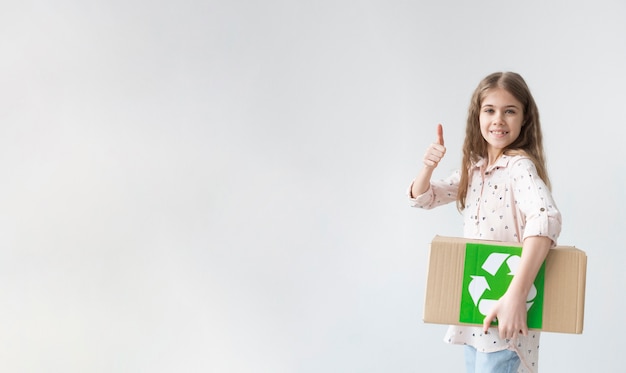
[423,235,587,334]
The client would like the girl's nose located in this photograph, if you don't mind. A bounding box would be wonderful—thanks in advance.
[493,113,505,125]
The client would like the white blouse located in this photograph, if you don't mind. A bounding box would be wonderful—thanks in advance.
[409,154,562,373]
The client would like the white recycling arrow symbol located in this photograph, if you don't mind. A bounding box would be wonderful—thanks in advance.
[468,252,537,316]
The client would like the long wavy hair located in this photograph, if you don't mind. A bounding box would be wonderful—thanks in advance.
[457,72,551,211]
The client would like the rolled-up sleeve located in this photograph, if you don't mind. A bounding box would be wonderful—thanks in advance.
[510,158,562,245]
[408,170,460,209]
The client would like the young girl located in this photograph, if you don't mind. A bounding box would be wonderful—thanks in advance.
[408,72,561,373]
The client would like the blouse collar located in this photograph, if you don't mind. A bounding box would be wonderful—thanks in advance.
[472,154,513,173]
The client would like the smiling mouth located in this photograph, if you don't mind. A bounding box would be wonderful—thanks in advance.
[490,130,509,135]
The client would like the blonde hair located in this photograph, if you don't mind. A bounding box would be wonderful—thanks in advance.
[457,72,551,211]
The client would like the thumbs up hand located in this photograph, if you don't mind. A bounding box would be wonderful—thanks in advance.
[423,124,446,169]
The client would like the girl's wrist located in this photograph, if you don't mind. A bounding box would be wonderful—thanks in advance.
[505,283,531,300]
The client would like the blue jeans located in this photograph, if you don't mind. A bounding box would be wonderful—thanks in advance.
[464,346,521,373]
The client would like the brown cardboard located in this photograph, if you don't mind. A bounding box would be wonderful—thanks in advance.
[423,235,587,334]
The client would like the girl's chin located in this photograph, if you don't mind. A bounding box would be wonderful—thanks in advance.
[487,139,512,148]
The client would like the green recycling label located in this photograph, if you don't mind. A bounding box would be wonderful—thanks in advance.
[460,243,545,329]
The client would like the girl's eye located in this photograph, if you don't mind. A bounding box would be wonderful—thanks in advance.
[484,108,495,113]
[506,110,516,114]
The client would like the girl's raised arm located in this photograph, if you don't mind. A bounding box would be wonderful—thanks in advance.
[411,124,446,198]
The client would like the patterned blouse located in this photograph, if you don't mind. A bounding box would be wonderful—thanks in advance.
[409,154,562,373]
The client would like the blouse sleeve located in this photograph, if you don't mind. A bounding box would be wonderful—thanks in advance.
[509,158,562,245]
[407,170,460,209]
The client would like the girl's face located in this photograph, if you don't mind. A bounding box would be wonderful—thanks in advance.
[479,87,524,163]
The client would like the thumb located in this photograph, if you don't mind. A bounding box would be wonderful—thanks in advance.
[436,124,444,146]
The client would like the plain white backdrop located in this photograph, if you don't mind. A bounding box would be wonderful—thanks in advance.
[0,0,624,372]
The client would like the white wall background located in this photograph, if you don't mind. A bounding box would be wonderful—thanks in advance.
[0,0,624,372]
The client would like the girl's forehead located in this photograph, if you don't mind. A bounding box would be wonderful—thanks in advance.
[481,88,522,106]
